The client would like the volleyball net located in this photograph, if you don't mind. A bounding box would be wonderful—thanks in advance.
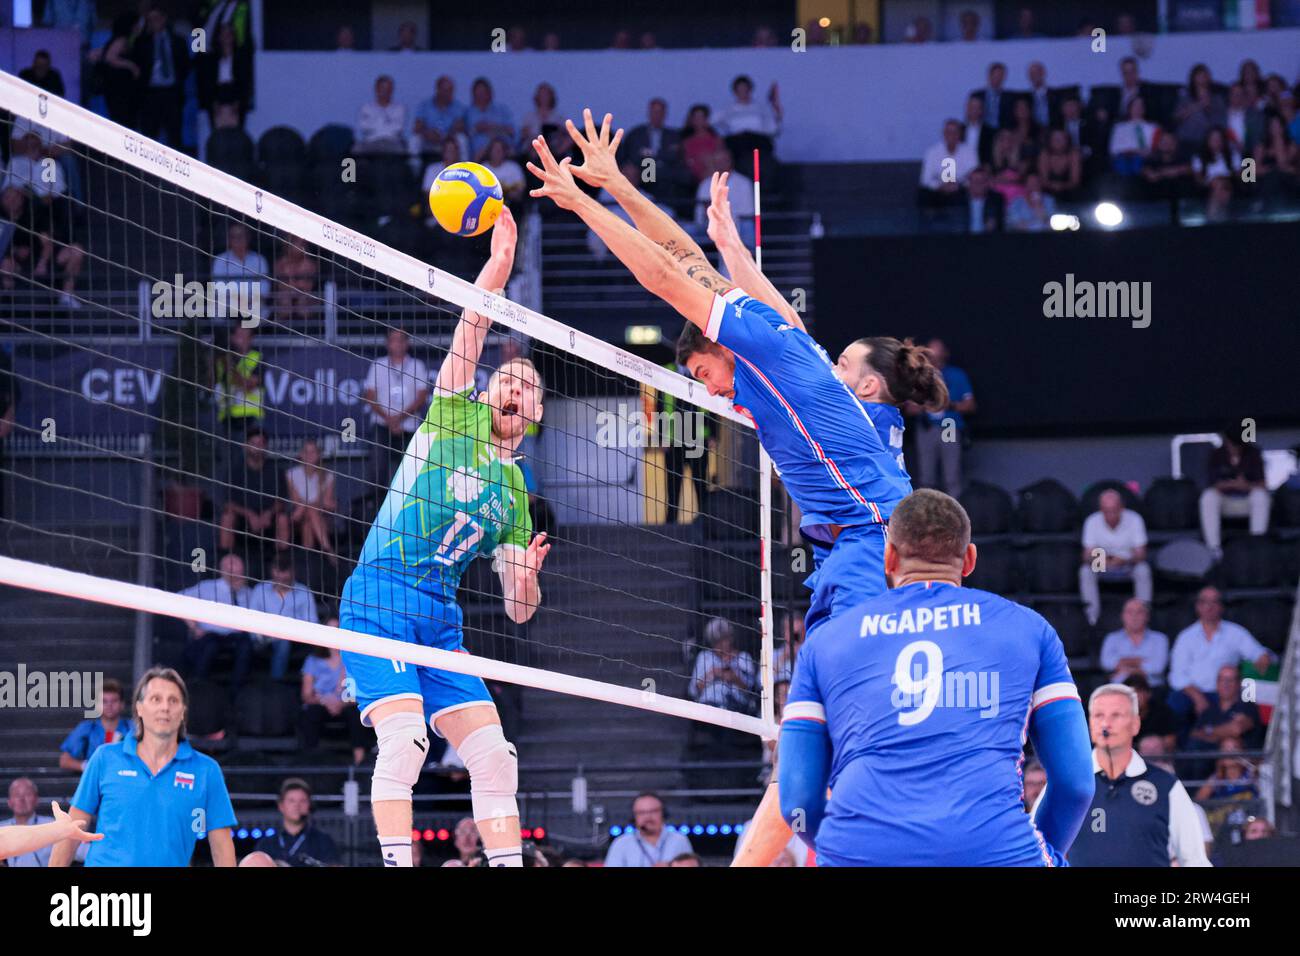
[0,72,800,739]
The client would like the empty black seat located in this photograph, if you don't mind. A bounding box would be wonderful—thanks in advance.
[1227,598,1294,653]
[187,680,229,737]
[960,480,1014,535]
[1143,477,1200,531]
[964,541,1017,594]
[1220,537,1281,589]
[235,679,299,737]
[1023,541,1080,593]
[206,127,255,181]
[1017,478,1079,533]
[1079,479,1142,518]
[308,123,355,166]
[257,125,308,165]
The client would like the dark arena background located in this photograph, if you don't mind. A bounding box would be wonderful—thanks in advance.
[0,0,1298,930]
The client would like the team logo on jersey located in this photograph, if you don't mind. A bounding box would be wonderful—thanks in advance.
[1130,780,1157,806]
[448,466,484,503]
[173,771,196,790]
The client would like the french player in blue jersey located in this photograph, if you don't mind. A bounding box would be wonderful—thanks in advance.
[339,207,552,867]
[778,489,1095,865]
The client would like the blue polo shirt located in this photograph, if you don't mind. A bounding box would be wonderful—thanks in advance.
[926,366,974,431]
[71,736,237,867]
[60,717,133,762]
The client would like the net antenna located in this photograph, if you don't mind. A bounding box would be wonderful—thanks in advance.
[0,73,778,740]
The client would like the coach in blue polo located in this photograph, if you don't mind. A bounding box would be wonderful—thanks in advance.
[50,667,237,867]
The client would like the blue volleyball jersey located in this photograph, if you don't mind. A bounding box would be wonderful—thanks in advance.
[705,290,911,540]
[784,580,1080,866]
[865,402,910,484]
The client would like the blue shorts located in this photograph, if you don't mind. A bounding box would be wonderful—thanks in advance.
[339,566,492,735]
[803,523,888,637]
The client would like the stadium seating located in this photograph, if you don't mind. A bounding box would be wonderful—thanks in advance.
[1079,479,1143,517]
[1143,477,1201,532]
[960,479,1015,535]
[1016,478,1079,534]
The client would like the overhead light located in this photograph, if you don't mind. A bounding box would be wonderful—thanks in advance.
[625,325,662,345]
[1094,202,1124,228]
[1049,214,1080,231]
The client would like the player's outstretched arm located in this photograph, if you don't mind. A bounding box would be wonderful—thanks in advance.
[501,532,550,624]
[1027,699,1094,856]
[706,172,806,332]
[435,206,518,396]
[564,109,732,297]
[528,135,716,330]
[32,803,101,866]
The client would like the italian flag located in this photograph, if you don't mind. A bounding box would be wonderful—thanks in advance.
[1241,659,1280,723]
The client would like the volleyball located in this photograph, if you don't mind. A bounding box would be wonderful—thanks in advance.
[427,161,504,237]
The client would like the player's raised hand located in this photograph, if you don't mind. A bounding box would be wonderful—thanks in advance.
[523,532,551,576]
[489,205,517,266]
[526,136,585,211]
[565,108,625,188]
[51,801,102,844]
[706,171,741,249]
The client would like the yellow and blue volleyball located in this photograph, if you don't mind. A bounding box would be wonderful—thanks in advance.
[428,161,504,237]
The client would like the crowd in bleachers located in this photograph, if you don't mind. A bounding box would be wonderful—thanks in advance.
[922,51,1300,228]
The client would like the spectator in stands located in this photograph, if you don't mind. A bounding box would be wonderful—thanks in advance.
[963,165,1004,233]
[625,97,688,203]
[197,23,253,128]
[541,31,561,50]
[1059,96,1105,179]
[18,50,66,97]
[484,137,526,207]
[1100,599,1168,685]
[244,553,318,679]
[1091,56,1157,130]
[670,852,702,866]
[1021,758,1046,810]
[957,9,982,42]
[272,235,318,322]
[285,438,337,564]
[714,75,782,181]
[335,25,355,51]
[356,74,407,155]
[690,617,759,714]
[1025,62,1059,130]
[413,76,468,162]
[610,29,632,49]
[214,324,265,434]
[1013,6,1042,38]
[694,150,754,247]
[972,62,1011,130]
[1168,587,1273,733]
[1126,673,1178,751]
[1136,734,1176,773]
[1108,96,1159,176]
[604,793,693,866]
[962,95,995,166]
[988,130,1028,203]
[681,104,724,184]
[212,222,271,302]
[421,137,463,226]
[58,678,131,773]
[1141,131,1195,202]
[300,640,367,765]
[1252,115,1298,196]
[219,428,287,570]
[1059,683,1210,866]
[0,172,84,308]
[465,77,515,162]
[518,82,560,154]
[1238,61,1264,108]
[1006,97,1042,165]
[1244,816,1275,840]
[1225,82,1265,156]
[132,6,189,150]
[1,777,88,866]
[178,552,254,690]
[507,26,530,51]
[3,131,67,199]
[1193,739,1257,813]
[362,328,430,491]
[918,119,978,207]
[253,778,340,865]
[1200,430,1270,555]
[1114,11,1139,34]
[1205,175,1236,223]
[1184,664,1261,779]
[913,338,974,496]
[450,816,481,864]
[391,21,421,52]
[1078,491,1153,626]
[752,26,778,47]
[1037,129,1081,201]
[1175,64,1227,149]
[91,14,143,127]
[905,16,934,43]
[1006,172,1055,232]
[772,612,805,685]
[1190,127,1241,188]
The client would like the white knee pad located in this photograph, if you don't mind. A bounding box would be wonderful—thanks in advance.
[457,723,518,825]
[372,711,429,802]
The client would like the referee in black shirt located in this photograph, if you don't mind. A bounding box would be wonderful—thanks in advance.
[254,778,340,866]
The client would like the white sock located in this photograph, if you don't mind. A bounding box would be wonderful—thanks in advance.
[379,835,412,867]
[484,845,524,867]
